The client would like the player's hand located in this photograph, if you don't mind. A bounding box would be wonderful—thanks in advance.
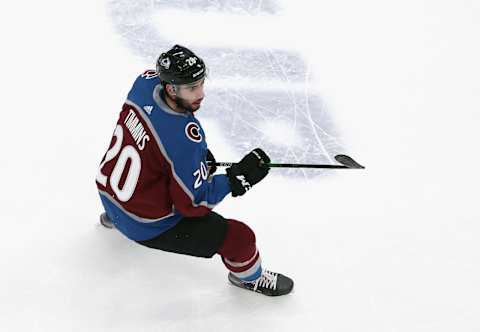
[226,148,270,197]
[206,149,217,176]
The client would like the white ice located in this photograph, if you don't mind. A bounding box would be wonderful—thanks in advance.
[1,0,479,331]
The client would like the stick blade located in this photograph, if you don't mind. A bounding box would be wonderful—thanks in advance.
[334,155,365,169]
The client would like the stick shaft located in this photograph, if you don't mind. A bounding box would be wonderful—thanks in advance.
[210,155,364,169]
[213,162,351,169]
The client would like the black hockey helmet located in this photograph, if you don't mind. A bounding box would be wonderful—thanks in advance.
[156,45,206,85]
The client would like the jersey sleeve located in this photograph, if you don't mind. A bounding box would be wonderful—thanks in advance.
[161,123,231,217]
[167,148,232,217]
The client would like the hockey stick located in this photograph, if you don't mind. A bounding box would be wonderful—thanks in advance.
[211,154,365,169]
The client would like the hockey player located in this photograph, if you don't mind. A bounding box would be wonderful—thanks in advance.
[95,45,293,296]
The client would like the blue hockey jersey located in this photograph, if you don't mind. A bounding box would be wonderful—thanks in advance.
[96,70,232,241]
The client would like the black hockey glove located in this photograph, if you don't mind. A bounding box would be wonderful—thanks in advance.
[206,149,217,176]
[226,148,271,197]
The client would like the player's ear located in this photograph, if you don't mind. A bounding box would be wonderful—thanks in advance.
[166,84,176,97]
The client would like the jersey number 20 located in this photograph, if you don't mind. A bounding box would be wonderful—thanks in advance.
[96,125,141,202]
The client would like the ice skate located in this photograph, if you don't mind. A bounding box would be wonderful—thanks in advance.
[100,212,115,229]
[228,269,294,296]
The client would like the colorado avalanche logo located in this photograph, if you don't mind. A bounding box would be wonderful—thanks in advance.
[185,122,202,143]
[141,69,158,79]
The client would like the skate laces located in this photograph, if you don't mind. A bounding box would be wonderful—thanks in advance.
[253,270,278,291]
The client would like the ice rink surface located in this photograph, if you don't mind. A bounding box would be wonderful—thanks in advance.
[1,0,479,331]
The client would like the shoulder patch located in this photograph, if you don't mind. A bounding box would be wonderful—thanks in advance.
[141,69,158,79]
[185,122,202,143]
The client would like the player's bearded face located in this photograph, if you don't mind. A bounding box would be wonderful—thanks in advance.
[174,79,205,112]
[174,95,199,112]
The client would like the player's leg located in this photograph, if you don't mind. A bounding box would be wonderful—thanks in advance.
[216,219,294,296]
[216,219,261,281]
[136,211,229,258]
[109,210,293,296]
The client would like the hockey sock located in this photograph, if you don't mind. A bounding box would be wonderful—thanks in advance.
[216,219,262,282]
[223,249,262,282]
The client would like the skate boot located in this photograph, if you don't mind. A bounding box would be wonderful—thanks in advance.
[228,269,294,296]
[100,212,115,229]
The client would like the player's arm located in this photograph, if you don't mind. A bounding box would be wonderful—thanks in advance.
[166,145,231,218]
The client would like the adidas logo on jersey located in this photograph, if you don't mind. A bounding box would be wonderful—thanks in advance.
[143,105,153,115]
